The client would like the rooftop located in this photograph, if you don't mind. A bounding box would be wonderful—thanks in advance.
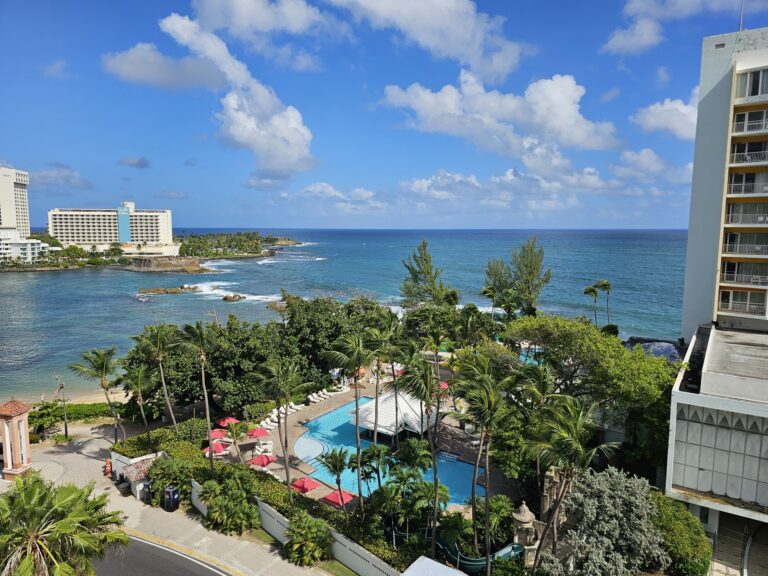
[698,328,768,402]
[0,400,31,418]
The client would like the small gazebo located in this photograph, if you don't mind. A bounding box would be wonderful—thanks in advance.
[0,399,32,480]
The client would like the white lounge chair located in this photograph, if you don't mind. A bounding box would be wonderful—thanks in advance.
[318,389,331,399]
[283,404,299,415]
[308,393,322,403]
[289,402,304,411]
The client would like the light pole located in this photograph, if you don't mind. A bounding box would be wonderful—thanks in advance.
[54,375,68,439]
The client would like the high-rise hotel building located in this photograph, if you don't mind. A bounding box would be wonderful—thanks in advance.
[48,201,174,251]
[667,28,768,566]
[0,167,30,239]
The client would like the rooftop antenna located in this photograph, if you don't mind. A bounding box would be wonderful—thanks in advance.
[739,0,745,31]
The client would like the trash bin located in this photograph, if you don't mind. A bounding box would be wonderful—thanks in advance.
[164,485,180,512]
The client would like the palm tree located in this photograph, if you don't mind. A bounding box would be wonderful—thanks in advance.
[348,451,376,497]
[69,347,124,443]
[481,285,497,320]
[388,466,421,537]
[119,364,155,449]
[0,473,129,575]
[180,321,215,472]
[132,323,181,433]
[583,285,598,326]
[440,511,473,551]
[397,356,441,558]
[379,311,403,447]
[362,444,392,490]
[593,279,612,324]
[373,484,402,548]
[227,421,248,464]
[255,358,312,502]
[365,326,390,444]
[394,438,432,473]
[323,334,375,514]
[317,447,350,515]
[527,398,618,571]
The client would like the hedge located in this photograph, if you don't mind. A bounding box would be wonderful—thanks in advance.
[29,403,118,431]
[112,418,210,459]
[651,491,712,576]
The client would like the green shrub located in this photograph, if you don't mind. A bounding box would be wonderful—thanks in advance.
[148,457,196,506]
[175,418,209,444]
[199,467,261,535]
[29,402,117,431]
[244,401,275,422]
[28,432,41,444]
[51,433,71,444]
[492,558,526,576]
[285,509,333,566]
[162,440,205,466]
[651,492,712,576]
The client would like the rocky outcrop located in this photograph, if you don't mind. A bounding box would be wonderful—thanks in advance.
[222,293,245,302]
[139,285,199,295]
[129,256,209,273]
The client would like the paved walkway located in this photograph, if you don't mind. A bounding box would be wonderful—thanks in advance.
[29,427,320,576]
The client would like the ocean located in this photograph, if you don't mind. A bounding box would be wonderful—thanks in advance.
[0,229,687,400]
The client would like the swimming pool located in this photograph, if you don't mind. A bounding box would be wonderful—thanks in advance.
[294,398,485,506]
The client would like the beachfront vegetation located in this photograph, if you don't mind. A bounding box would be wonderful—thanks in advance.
[285,509,333,566]
[86,236,693,575]
[177,231,289,257]
[0,472,128,575]
[651,491,712,576]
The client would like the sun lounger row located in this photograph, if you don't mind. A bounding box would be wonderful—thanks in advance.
[308,389,332,403]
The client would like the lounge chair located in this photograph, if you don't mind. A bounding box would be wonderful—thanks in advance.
[288,402,304,411]
[308,393,322,403]
[283,404,299,415]
[318,389,331,399]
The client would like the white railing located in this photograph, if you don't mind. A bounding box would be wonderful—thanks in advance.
[728,183,768,195]
[726,213,768,224]
[719,301,767,316]
[731,150,768,164]
[733,118,768,133]
[723,243,768,255]
[720,272,768,286]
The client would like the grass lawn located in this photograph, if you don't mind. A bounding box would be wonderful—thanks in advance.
[319,560,358,576]
[248,527,279,547]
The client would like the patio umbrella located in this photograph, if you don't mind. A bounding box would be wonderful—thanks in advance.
[322,490,355,508]
[210,429,229,440]
[202,442,228,456]
[216,416,240,427]
[291,476,321,493]
[248,454,277,467]
[247,427,269,439]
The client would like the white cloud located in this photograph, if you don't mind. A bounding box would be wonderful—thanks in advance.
[612,148,692,183]
[32,162,92,190]
[403,170,481,200]
[631,86,698,140]
[118,156,150,169]
[600,87,621,103]
[43,60,72,80]
[191,0,343,71]
[520,139,620,191]
[656,65,670,86]
[301,182,386,212]
[603,1,768,55]
[102,43,227,89]
[327,0,526,83]
[383,71,617,156]
[160,13,313,179]
[600,17,662,55]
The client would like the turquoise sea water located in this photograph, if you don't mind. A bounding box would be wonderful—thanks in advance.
[0,229,686,400]
[294,398,484,505]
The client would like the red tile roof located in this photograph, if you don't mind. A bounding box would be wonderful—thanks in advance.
[0,400,31,418]
[122,457,158,482]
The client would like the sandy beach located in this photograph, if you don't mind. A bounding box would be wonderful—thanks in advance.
[31,388,127,406]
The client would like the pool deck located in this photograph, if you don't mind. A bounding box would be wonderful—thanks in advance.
[264,373,521,508]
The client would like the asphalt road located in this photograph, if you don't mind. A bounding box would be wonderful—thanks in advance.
[95,538,231,576]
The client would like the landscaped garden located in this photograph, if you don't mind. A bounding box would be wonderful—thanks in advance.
[38,237,711,576]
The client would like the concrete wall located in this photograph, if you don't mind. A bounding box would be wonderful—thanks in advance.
[190,479,208,517]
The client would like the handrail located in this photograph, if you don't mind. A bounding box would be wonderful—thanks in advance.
[731,150,768,164]
[721,272,768,286]
[723,243,768,255]
[733,119,768,133]
[729,183,768,195]
[726,213,768,224]
[719,302,767,315]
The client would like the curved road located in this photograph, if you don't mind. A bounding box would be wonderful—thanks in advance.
[95,538,231,576]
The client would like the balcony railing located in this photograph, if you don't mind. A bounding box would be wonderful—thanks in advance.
[733,118,768,133]
[719,301,767,316]
[731,150,768,164]
[723,243,768,255]
[726,213,768,224]
[721,272,768,286]
[728,183,768,195]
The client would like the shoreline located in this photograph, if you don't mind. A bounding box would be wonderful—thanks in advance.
[21,388,126,406]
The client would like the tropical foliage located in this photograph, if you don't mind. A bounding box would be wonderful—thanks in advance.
[284,509,333,566]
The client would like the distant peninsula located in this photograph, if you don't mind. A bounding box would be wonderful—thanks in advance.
[177,231,299,259]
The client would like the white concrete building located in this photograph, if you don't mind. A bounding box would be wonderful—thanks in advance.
[48,201,177,255]
[668,28,768,571]
[0,228,49,264]
[0,167,30,240]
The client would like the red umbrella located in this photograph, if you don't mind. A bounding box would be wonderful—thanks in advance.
[203,442,228,455]
[248,454,277,467]
[247,427,269,439]
[210,429,229,440]
[395,369,405,377]
[322,490,355,507]
[291,477,321,493]
[439,381,449,389]
[217,416,240,427]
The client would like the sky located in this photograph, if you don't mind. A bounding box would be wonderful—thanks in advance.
[2,1,768,229]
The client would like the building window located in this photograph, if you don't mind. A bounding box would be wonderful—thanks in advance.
[737,68,768,97]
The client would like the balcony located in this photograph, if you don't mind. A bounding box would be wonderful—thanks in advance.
[730,150,768,164]
[722,243,768,255]
[718,301,767,316]
[728,183,768,195]
[733,118,768,134]
[725,213,768,225]
[721,272,768,286]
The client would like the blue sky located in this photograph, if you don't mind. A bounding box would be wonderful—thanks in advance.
[2,1,767,229]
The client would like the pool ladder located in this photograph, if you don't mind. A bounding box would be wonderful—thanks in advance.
[441,452,460,462]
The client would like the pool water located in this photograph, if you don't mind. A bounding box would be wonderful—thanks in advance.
[294,399,485,506]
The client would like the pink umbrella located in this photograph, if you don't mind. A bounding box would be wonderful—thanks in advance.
[291,477,321,493]
[217,416,240,428]
[322,490,355,508]
[248,454,277,467]
[210,429,229,440]
[203,442,228,456]
[439,381,449,389]
[247,427,269,439]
